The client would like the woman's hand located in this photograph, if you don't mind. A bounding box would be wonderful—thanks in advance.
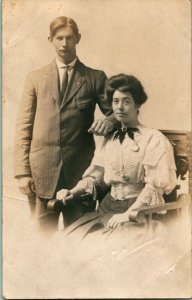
[56,189,71,205]
[108,212,129,228]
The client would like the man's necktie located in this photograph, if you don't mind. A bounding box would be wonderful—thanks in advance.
[60,66,69,101]
[113,127,139,144]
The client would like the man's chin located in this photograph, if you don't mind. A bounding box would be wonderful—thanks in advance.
[58,52,75,62]
[59,53,69,58]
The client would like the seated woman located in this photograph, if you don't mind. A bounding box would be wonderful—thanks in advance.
[57,74,177,230]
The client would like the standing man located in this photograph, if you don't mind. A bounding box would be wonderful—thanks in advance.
[14,16,115,232]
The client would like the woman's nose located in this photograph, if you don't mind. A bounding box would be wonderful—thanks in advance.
[117,101,123,109]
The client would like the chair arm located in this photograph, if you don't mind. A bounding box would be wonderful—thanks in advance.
[47,193,93,212]
[129,194,191,223]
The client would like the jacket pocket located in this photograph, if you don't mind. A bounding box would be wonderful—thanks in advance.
[77,98,95,110]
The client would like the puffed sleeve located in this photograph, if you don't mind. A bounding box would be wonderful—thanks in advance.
[136,130,177,207]
[73,137,109,194]
[89,136,109,167]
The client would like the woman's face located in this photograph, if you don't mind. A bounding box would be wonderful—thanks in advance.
[112,90,139,126]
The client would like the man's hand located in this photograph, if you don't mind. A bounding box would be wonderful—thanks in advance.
[88,119,114,136]
[17,176,35,196]
[108,212,129,228]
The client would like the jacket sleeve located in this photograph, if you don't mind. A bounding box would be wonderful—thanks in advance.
[14,72,37,178]
[95,71,118,126]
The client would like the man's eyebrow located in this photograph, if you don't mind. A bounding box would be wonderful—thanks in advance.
[56,34,73,37]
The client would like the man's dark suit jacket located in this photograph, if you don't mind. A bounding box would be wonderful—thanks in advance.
[14,59,114,199]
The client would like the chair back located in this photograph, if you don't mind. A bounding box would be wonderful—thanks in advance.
[160,130,191,201]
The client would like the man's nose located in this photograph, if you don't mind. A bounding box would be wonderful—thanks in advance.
[62,38,67,47]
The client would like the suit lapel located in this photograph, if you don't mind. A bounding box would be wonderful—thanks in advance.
[45,60,61,107]
[61,60,86,109]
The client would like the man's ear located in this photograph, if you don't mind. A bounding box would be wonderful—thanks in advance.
[76,33,81,44]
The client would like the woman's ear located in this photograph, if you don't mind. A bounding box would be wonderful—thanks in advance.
[136,104,141,114]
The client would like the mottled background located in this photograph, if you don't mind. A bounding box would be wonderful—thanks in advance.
[2,0,191,298]
[3,0,191,199]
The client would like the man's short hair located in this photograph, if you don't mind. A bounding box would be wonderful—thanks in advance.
[50,16,80,39]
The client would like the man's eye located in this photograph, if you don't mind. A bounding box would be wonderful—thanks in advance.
[113,99,118,103]
[66,36,73,40]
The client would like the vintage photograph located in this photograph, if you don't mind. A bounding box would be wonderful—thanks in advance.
[2,0,191,298]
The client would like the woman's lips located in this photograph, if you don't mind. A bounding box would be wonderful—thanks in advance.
[116,113,125,116]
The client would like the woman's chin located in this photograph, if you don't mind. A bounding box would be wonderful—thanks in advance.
[116,115,128,123]
[115,115,123,121]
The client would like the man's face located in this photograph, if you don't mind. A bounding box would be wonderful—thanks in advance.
[50,26,80,63]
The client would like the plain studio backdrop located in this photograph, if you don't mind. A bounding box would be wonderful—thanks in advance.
[2,0,191,298]
[3,0,191,199]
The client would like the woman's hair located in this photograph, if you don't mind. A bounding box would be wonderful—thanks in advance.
[105,74,147,106]
[50,16,80,39]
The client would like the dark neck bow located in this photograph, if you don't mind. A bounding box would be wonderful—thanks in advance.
[113,127,139,144]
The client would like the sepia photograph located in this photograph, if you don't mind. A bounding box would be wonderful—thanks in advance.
[2,0,191,298]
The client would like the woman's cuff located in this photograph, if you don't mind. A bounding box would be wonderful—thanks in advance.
[145,183,164,195]
[73,177,95,194]
[137,185,165,206]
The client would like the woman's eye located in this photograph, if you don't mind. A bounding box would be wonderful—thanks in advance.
[123,99,131,105]
[113,99,118,104]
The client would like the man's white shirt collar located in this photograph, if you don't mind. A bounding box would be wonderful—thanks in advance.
[56,57,78,69]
